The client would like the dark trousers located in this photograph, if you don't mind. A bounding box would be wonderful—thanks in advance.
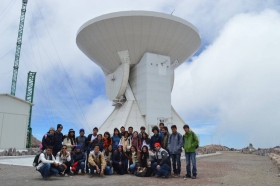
[113,162,126,175]
[170,153,181,174]
[64,161,71,173]
[151,162,171,177]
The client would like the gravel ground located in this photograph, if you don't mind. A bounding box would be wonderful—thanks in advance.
[0,152,279,186]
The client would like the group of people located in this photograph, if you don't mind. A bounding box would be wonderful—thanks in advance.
[36,123,199,181]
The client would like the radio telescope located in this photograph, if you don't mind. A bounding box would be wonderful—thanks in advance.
[76,11,201,134]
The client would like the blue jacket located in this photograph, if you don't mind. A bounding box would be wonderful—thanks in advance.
[150,134,162,150]
[167,132,183,154]
[112,135,121,151]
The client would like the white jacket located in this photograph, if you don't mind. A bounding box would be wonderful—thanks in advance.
[56,151,71,164]
[36,153,60,170]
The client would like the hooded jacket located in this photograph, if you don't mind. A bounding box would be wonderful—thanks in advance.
[168,132,183,154]
[72,150,86,163]
[42,133,56,151]
[183,130,199,153]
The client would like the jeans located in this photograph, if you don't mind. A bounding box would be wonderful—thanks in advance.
[170,154,181,174]
[129,163,138,174]
[38,163,59,178]
[90,164,112,175]
[74,162,85,173]
[185,152,197,176]
[151,162,171,177]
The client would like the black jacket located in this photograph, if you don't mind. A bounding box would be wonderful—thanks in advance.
[54,131,64,151]
[153,148,171,166]
[72,151,86,163]
[42,133,56,151]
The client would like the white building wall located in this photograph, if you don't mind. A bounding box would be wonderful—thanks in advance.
[129,53,172,133]
[0,94,31,150]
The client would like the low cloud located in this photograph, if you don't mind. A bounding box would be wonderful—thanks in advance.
[172,10,280,148]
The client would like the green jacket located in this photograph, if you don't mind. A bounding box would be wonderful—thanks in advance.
[183,130,199,152]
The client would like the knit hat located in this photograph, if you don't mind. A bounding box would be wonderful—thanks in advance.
[49,127,55,131]
[118,144,123,147]
[79,128,84,133]
[57,124,63,129]
[154,142,161,147]
[76,144,81,149]
[69,129,75,133]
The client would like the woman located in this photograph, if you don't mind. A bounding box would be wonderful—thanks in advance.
[63,129,76,153]
[131,131,141,151]
[103,132,112,150]
[56,145,71,176]
[103,144,114,170]
[136,145,152,177]
[128,145,139,174]
[120,131,131,152]
[93,134,104,152]
[112,128,121,151]
[140,132,151,150]
[41,127,56,151]
[112,144,127,175]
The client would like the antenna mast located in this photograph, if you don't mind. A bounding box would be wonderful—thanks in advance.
[11,0,28,96]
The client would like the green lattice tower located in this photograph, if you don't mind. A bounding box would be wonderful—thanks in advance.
[11,0,28,96]
[25,71,36,148]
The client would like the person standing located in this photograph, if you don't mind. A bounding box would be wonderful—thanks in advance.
[131,131,141,151]
[63,129,76,153]
[92,134,104,152]
[140,132,151,149]
[120,131,131,152]
[151,143,171,178]
[53,124,64,156]
[158,123,165,137]
[103,132,112,150]
[161,126,170,151]
[138,126,146,139]
[76,128,87,153]
[120,126,125,137]
[168,125,183,177]
[128,126,133,138]
[42,127,56,152]
[86,127,98,173]
[183,124,199,179]
[112,144,127,175]
[112,128,121,151]
[150,126,162,151]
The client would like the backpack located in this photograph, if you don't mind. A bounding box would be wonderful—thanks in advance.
[33,153,42,167]
[192,131,199,149]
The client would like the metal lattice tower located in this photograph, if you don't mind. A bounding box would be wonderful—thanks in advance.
[11,0,28,96]
[25,71,36,148]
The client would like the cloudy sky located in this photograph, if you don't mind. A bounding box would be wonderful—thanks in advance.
[0,0,280,148]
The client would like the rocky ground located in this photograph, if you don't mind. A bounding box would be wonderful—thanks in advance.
[0,152,279,186]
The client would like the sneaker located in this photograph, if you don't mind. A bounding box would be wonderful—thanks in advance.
[173,174,179,178]
[89,174,94,178]
[192,175,196,179]
[73,171,78,175]
[81,172,85,176]
[183,174,191,179]
[43,177,52,181]
[155,174,160,178]
[64,173,69,177]
[162,175,168,179]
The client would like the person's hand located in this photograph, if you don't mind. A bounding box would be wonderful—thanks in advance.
[156,165,160,169]
[148,161,151,166]
[71,145,75,148]
[119,162,122,165]
[53,162,58,167]
[90,140,93,143]
[100,170,104,176]
[96,166,100,173]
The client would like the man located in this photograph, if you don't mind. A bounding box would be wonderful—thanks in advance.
[138,126,146,139]
[161,126,170,151]
[151,142,171,178]
[183,124,199,179]
[36,146,60,180]
[128,126,133,137]
[88,145,112,177]
[53,124,63,156]
[120,126,125,137]
[168,125,183,177]
[72,145,86,175]
[86,127,98,173]
[56,145,72,176]
[76,128,87,152]
[150,126,162,151]
[158,123,164,137]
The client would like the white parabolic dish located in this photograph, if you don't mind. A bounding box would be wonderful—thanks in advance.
[76,11,201,74]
